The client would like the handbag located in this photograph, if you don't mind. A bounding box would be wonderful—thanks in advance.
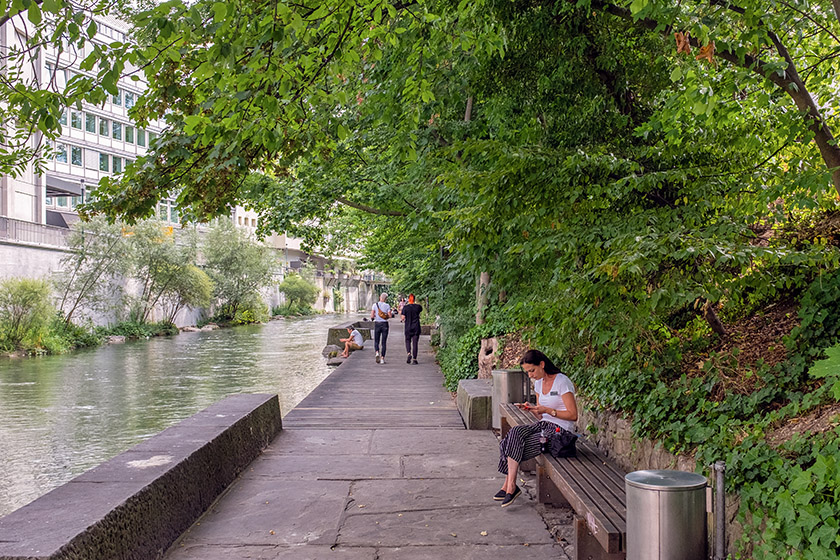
[548,427,578,458]
[376,303,389,320]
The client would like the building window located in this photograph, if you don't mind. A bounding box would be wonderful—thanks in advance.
[112,90,122,106]
[169,206,179,223]
[237,216,242,225]
[71,111,82,129]
[85,113,96,133]
[99,118,109,136]
[251,218,256,227]
[124,91,135,109]
[71,146,82,166]
[55,143,68,163]
[45,196,53,206]
[112,121,122,140]
[56,196,69,208]
[137,129,146,147]
[99,152,109,172]
[125,126,134,144]
[58,111,67,126]
[149,131,158,146]
[112,156,122,174]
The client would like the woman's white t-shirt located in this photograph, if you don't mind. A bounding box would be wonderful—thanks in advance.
[535,373,576,432]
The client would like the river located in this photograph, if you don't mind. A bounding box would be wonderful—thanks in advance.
[0,313,350,517]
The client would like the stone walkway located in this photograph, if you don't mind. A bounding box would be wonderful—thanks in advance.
[164,330,571,559]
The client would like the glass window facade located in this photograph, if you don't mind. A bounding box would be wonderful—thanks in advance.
[71,146,82,166]
[99,152,109,172]
[99,118,109,136]
[125,126,134,144]
[85,113,96,132]
[71,111,82,129]
[112,121,122,140]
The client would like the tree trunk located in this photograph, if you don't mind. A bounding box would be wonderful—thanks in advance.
[476,271,490,325]
[703,300,727,336]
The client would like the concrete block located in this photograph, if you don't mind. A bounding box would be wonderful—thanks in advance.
[0,393,282,560]
[456,379,493,430]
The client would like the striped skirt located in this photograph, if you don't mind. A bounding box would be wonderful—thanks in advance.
[498,420,554,474]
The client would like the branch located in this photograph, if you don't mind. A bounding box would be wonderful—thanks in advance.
[336,196,405,216]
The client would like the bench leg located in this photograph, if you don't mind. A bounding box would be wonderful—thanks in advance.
[574,517,625,560]
[537,459,569,506]
[500,414,511,438]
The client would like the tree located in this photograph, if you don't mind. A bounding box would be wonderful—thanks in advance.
[158,264,213,324]
[202,219,276,320]
[54,216,131,325]
[124,220,197,323]
[277,273,318,310]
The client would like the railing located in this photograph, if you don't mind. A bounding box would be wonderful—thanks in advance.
[0,216,71,247]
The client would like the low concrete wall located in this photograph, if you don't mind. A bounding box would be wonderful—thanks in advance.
[456,379,493,430]
[0,393,282,560]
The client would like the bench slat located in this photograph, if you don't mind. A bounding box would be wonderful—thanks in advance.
[548,453,627,532]
[543,454,624,552]
[571,442,627,505]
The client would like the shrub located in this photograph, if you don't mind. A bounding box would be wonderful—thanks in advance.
[0,277,55,351]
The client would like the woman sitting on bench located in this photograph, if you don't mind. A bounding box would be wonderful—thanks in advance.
[495,349,578,507]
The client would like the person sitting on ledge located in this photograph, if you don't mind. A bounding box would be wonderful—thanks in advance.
[340,327,365,358]
[495,349,578,508]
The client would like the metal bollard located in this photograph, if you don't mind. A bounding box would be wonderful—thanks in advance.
[626,470,708,560]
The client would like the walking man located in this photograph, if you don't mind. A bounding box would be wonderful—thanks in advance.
[401,293,422,364]
[370,292,392,364]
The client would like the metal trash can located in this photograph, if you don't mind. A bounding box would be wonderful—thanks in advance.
[626,469,707,560]
[491,368,526,430]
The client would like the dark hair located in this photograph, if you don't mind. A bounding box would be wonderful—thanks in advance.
[520,349,563,375]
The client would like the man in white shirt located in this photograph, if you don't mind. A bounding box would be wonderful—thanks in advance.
[370,292,392,364]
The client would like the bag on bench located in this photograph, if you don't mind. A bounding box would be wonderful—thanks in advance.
[548,428,578,458]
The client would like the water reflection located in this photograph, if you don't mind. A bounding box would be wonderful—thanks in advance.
[0,313,348,517]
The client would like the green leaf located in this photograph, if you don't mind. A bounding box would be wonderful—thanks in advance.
[670,67,682,82]
[27,1,41,24]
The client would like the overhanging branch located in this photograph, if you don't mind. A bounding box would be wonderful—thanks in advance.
[336,196,405,216]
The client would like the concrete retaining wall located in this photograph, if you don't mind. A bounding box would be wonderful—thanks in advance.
[326,320,374,346]
[0,393,282,560]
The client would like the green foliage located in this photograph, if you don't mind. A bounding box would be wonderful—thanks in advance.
[202,219,277,321]
[438,311,517,391]
[54,216,130,325]
[277,273,318,309]
[0,277,55,352]
[159,264,213,324]
[230,293,269,325]
[99,320,179,339]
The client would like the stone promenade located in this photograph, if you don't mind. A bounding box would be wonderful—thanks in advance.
[163,330,570,559]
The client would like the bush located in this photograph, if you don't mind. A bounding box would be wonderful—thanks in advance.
[0,277,55,352]
[277,273,319,309]
[99,320,179,339]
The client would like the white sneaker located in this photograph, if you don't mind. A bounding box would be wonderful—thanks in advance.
[375,351,380,363]
[380,357,386,364]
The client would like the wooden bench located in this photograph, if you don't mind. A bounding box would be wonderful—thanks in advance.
[500,403,627,560]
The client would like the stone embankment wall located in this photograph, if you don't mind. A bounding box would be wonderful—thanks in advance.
[0,393,282,560]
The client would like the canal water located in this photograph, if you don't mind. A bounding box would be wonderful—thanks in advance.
[0,313,351,517]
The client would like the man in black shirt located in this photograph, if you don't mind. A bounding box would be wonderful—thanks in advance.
[401,294,423,364]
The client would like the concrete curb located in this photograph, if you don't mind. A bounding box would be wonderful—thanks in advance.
[0,393,282,560]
